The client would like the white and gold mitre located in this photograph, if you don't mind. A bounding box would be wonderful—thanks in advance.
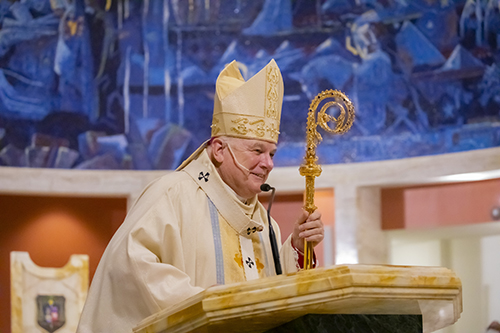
[211,59,283,144]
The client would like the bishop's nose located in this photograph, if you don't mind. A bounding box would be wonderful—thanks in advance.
[260,152,274,170]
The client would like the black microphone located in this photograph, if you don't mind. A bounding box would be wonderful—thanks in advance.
[260,183,282,275]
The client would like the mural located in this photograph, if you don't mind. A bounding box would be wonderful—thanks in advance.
[0,0,498,169]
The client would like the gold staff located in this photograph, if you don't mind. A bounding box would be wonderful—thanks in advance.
[299,89,355,269]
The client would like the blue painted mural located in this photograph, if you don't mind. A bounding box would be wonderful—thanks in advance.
[0,0,498,169]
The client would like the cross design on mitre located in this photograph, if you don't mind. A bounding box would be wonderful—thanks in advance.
[245,257,254,268]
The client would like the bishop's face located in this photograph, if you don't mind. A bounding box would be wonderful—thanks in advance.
[218,137,276,199]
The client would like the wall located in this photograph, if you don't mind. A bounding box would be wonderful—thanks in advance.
[382,179,500,230]
[0,194,126,333]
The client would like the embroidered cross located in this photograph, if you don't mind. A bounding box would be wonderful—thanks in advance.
[245,257,254,268]
[198,171,210,182]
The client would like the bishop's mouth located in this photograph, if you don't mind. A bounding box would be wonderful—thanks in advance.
[250,172,265,180]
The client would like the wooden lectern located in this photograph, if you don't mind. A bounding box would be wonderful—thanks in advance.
[133,265,462,333]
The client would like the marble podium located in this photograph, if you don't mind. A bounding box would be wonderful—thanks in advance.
[133,264,462,333]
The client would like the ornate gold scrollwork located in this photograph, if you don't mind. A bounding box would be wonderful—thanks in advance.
[299,89,355,270]
[266,65,280,120]
[231,118,270,138]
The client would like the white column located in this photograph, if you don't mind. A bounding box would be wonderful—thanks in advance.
[358,186,387,264]
[334,185,387,264]
[334,184,359,264]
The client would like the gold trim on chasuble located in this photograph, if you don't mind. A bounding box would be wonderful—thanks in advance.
[218,214,267,284]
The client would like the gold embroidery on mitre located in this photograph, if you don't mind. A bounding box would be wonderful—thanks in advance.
[211,116,220,136]
[231,117,249,135]
[266,87,278,119]
[230,118,266,138]
[266,123,280,141]
[250,120,266,137]
[234,252,244,268]
[266,65,280,119]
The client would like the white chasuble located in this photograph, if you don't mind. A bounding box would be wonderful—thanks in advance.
[77,149,299,333]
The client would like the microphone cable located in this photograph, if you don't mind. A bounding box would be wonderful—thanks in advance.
[260,183,282,275]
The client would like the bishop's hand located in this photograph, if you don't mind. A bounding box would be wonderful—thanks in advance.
[291,209,324,253]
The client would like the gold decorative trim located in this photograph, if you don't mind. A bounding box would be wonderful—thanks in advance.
[209,113,280,142]
[265,65,280,120]
[230,117,280,140]
[266,123,280,141]
[211,116,220,136]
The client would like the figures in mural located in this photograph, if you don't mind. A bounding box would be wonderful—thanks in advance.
[460,0,500,64]
[460,0,487,46]
[484,0,500,47]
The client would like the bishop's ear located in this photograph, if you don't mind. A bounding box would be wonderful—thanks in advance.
[209,137,226,164]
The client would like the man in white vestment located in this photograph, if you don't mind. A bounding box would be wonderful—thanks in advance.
[77,59,324,333]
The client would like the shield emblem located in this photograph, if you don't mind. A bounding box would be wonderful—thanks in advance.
[36,295,66,332]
